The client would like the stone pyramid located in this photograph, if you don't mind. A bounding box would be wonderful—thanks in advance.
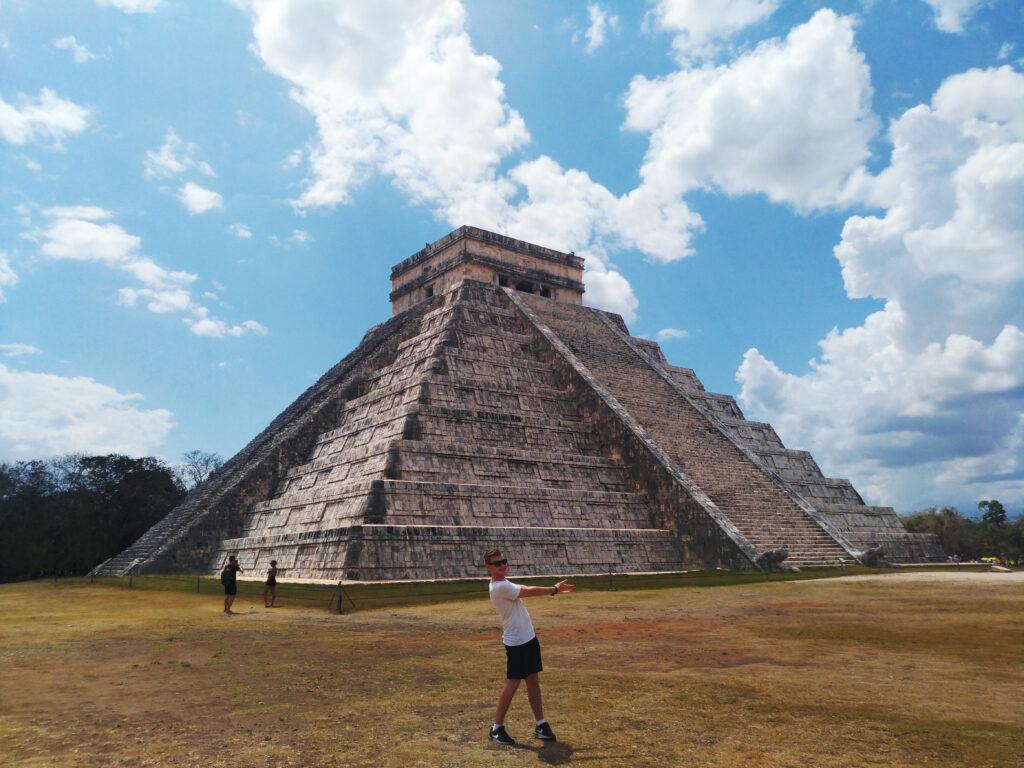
[95,227,941,580]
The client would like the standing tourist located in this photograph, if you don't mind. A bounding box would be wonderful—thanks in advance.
[485,548,575,746]
[262,559,280,608]
[220,555,241,614]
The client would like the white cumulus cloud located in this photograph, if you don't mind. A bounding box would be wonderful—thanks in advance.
[0,343,42,358]
[920,0,985,33]
[54,35,97,63]
[0,88,92,147]
[235,0,704,322]
[737,66,1024,512]
[583,4,619,54]
[96,0,163,13]
[32,206,266,338]
[0,363,174,460]
[0,252,17,302]
[625,9,877,213]
[185,312,268,339]
[656,327,690,341]
[178,182,224,215]
[42,205,112,221]
[144,128,215,179]
[649,0,777,62]
[243,0,529,211]
[228,223,252,239]
[40,216,143,265]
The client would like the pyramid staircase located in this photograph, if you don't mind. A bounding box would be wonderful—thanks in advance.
[660,368,942,562]
[516,294,857,568]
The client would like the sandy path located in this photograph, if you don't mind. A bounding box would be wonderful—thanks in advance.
[832,569,1023,585]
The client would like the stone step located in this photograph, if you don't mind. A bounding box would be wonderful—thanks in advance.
[396,321,535,360]
[787,478,863,505]
[422,380,574,420]
[338,380,424,423]
[415,404,600,454]
[312,409,412,458]
[439,348,558,380]
[362,348,439,389]
[421,297,519,324]
[391,439,634,491]
[243,477,656,538]
[685,390,745,420]
[378,479,653,528]
[423,372,571,401]
[715,417,785,450]
[278,438,634,495]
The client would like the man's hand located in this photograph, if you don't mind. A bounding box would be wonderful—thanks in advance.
[518,582,576,598]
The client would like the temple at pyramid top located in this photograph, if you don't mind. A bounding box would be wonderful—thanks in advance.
[390,225,586,315]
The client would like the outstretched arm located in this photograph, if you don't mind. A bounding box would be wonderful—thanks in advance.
[517,580,576,598]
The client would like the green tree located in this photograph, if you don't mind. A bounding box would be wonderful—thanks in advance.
[1004,515,1024,563]
[0,454,186,582]
[977,499,1007,527]
[977,499,1010,558]
[902,506,980,559]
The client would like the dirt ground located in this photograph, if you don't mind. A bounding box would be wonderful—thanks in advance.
[1,571,1021,768]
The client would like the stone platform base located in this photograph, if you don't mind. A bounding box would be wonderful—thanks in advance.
[816,504,944,562]
[217,523,684,581]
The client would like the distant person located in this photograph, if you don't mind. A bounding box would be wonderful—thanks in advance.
[263,559,281,608]
[484,548,575,746]
[220,555,241,614]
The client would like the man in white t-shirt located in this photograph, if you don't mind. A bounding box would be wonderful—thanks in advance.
[485,548,575,746]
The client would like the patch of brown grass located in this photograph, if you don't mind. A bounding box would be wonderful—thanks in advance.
[0,574,1021,767]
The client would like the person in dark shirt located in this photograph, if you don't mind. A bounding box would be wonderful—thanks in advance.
[220,555,241,614]
[262,559,281,608]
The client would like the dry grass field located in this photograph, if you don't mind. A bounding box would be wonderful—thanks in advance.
[1,571,1021,768]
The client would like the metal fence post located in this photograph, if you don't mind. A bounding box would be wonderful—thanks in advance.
[195,575,201,593]
[332,580,345,614]
[607,566,616,591]
[128,573,133,589]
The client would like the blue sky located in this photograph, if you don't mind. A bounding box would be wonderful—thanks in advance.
[1,0,1021,515]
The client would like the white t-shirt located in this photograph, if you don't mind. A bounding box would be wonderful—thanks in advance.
[489,579,536,647]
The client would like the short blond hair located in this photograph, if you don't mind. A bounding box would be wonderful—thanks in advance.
[484,549,502,565]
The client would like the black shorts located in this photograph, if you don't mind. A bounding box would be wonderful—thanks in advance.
[505,636,543,680]
[223,584,237,596]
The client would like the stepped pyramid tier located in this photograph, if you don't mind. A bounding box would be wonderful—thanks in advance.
[94,227,942,580]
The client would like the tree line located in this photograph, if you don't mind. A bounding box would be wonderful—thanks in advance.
[0,452,221,583]
[902,500,1023,563]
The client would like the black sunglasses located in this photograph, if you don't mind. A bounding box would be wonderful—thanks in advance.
[488,559,508,567]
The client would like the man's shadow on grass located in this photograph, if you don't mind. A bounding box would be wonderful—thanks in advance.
[497,741,621,765]
[498,741,572,764]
